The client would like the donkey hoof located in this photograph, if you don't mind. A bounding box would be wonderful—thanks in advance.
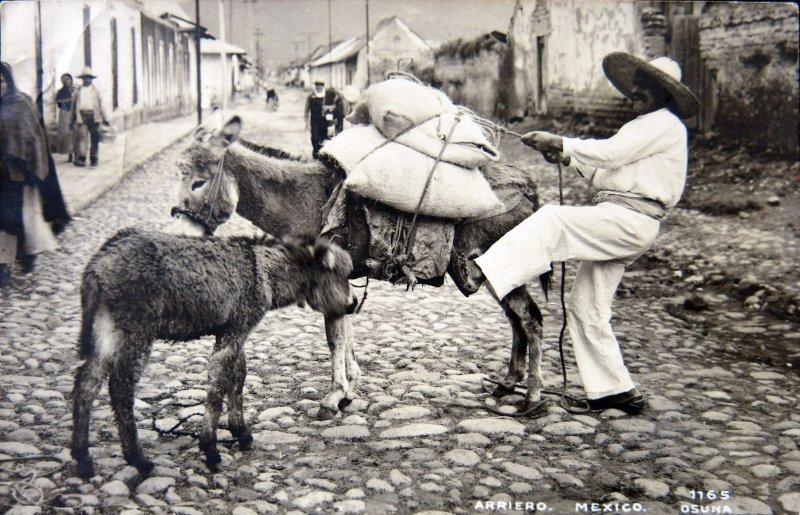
[317,405,338,420]
[75,459,95,479]
[337,397,353,410]
[239,434,254,451]
[205,448,222,469]
[135,459,155,478]
[492,383,517,398]
[522,398,549,416]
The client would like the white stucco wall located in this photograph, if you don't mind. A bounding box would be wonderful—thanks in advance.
[508,0,646,119]
[1,0,193,130]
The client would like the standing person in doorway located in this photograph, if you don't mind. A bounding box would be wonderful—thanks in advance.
[304,80,328,159]
[0,62,70,287]
[55,73,77,162]
[460,53,699,415]
[72,67,109,167]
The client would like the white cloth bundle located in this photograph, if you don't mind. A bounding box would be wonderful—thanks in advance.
[346,78,498,168]
[321,125,504,219]
[347,78,453,137]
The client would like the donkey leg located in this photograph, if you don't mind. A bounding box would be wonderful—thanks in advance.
[109,342,154,477]
[493,287,532,397]
[226,341,252,451]
[319,314,351,420]
[500,287,545,406]
[343,318,361,403]
[200,335,239,470]
[71,355,111,479]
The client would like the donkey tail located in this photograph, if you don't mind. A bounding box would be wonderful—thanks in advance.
[79,270,101,359]
[539,270,553,302]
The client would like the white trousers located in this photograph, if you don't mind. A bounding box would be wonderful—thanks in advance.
[475,202,660,399]
[0,186,58,266]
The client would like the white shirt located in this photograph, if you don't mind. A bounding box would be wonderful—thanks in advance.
[74,84,107,123]
[562,108,688,207]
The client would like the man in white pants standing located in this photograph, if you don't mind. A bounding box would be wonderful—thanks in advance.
[463,52,699,415]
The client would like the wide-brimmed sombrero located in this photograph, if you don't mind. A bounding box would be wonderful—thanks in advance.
[77,66,97,79]
[602,52,699,119]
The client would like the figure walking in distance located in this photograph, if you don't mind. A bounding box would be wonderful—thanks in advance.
[72,66,110,167]
[305,80,329,159]
[55,73,77,162]
[0,62,71,287]
[266,87,279,112]
[461,53,699,415]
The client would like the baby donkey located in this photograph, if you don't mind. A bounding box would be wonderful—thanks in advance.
[71,228,358,478]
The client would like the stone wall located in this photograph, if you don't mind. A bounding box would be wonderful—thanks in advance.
[698,3,799,155]
[433,34,507,117]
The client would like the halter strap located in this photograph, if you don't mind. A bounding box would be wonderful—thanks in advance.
[199,149,228,227]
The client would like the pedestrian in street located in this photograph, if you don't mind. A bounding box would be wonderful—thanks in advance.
[460,53,699,415]
[72,66,110,167]
[55,73,77,162]
[0,62,71,288]
[305,80,329,158]
[266,87,279,112]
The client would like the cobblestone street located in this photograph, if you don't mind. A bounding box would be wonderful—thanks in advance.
[1,89,798,514]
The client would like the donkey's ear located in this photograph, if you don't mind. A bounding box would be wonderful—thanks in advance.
[194,126,212,142]
[219,116,242,144]
[313,242,336,270]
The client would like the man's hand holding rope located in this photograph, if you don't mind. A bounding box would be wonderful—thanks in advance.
[521,131,571,166]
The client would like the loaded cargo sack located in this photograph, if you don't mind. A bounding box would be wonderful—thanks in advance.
[321,77,503,219]
[320,76,510,286]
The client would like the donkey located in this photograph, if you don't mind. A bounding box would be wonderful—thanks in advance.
[173,116,548,419]
[71,228,358,478]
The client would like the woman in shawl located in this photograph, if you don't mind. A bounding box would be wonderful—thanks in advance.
[0,62,71,287]
[55,73,77,161]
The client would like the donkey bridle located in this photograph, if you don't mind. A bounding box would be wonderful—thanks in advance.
[172,149,228,236]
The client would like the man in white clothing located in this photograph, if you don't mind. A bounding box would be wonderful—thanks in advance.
[462,53,699,415]
[72,67,109,167]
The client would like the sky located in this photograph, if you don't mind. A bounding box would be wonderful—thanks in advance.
[177,0,517,69]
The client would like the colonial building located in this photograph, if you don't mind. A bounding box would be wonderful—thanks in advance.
[308,16,432,91]
[0,0,256,134]
[506,0,798,153]
[200,39,246,109]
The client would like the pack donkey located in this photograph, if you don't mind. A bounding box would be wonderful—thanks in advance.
[172,116,548,419]
[71,228,358,478]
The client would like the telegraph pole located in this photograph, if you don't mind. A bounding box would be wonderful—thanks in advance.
[35,0,44,118]
[218,0,228,108]
[365,0,370,86]
[195,0,202,123]
[254,28,263,79]
[327,0,332,86]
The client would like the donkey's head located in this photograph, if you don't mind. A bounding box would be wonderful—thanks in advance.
[281,235,358,318]
[172,114,242,235]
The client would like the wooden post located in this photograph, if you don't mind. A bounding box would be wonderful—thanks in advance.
[35,0,44,119]
[365,0,370,87]
[195,0,202,124]
[218,0,228,109]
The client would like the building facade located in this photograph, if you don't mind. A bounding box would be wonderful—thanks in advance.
[507,0,799,153]
[308,16,432,92]
[433,32,508,118]
[1,0,257,136]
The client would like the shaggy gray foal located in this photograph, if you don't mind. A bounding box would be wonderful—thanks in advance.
[71,228,358,478]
